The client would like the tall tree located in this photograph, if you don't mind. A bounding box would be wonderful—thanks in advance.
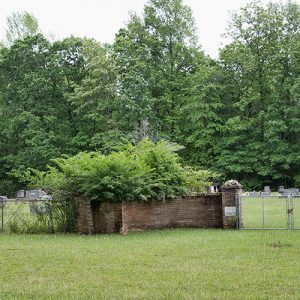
[4,11,40,46]
[177,60,223,168]
[52,36,88,151]
[0,35,72,181]
[113,0,201,140]
[68,39,119,151]
[216,1,300,188]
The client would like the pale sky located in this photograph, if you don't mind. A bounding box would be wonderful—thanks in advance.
[0,0,298,58]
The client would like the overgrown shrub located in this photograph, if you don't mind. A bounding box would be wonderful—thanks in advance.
[14,139,215,203]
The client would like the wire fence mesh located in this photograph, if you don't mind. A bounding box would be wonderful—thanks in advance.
[0,198,77,233]
[239,195,300,230]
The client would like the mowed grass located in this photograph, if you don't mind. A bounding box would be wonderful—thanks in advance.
[242,196,300,229]
[1,229,300,299]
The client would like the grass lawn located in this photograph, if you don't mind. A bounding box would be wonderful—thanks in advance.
[1,229,300,299]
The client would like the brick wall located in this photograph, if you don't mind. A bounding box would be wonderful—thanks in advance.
[75,182,241,234]
[76,197,94,234]
[92,202,122,233]
[121,194,222,234]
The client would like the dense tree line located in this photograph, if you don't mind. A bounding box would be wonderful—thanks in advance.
[0,0,299,194]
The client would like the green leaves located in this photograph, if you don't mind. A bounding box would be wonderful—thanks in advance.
[112,0,200,137]
[18,139,213,202]
[68,39,118,147]
[4,11,40,46]
[177,60,223,167]
[1,2,300,194]
[0,35,74,179]
[216,1,300,188]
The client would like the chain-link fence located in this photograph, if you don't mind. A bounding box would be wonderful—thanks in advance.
[237,194,300,230]
[0,197,77,233]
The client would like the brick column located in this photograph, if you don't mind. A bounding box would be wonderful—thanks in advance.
[76,197,94,234]
[121,202,129,235]
[221,181,242,229]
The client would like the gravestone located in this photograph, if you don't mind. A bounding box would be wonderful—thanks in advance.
[26,190,46,200]
[262,186,271,196]
[16,190,26,199]
[282,188,299,197]
[207,186,215,193]
[29,202,48,214]
[18,190,48,200]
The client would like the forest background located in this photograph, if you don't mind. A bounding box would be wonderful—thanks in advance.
[0,0,299,194]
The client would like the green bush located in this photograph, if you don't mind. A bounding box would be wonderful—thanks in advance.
[15,139,215,203]
[0,179,20,197]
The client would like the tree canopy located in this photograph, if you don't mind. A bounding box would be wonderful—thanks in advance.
[0,0,300,195]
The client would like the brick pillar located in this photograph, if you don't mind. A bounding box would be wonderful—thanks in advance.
[121,202,129,235]
[221,180,242,229]
[76,197,94,234]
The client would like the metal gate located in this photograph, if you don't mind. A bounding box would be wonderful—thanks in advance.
[237,194,300,230]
